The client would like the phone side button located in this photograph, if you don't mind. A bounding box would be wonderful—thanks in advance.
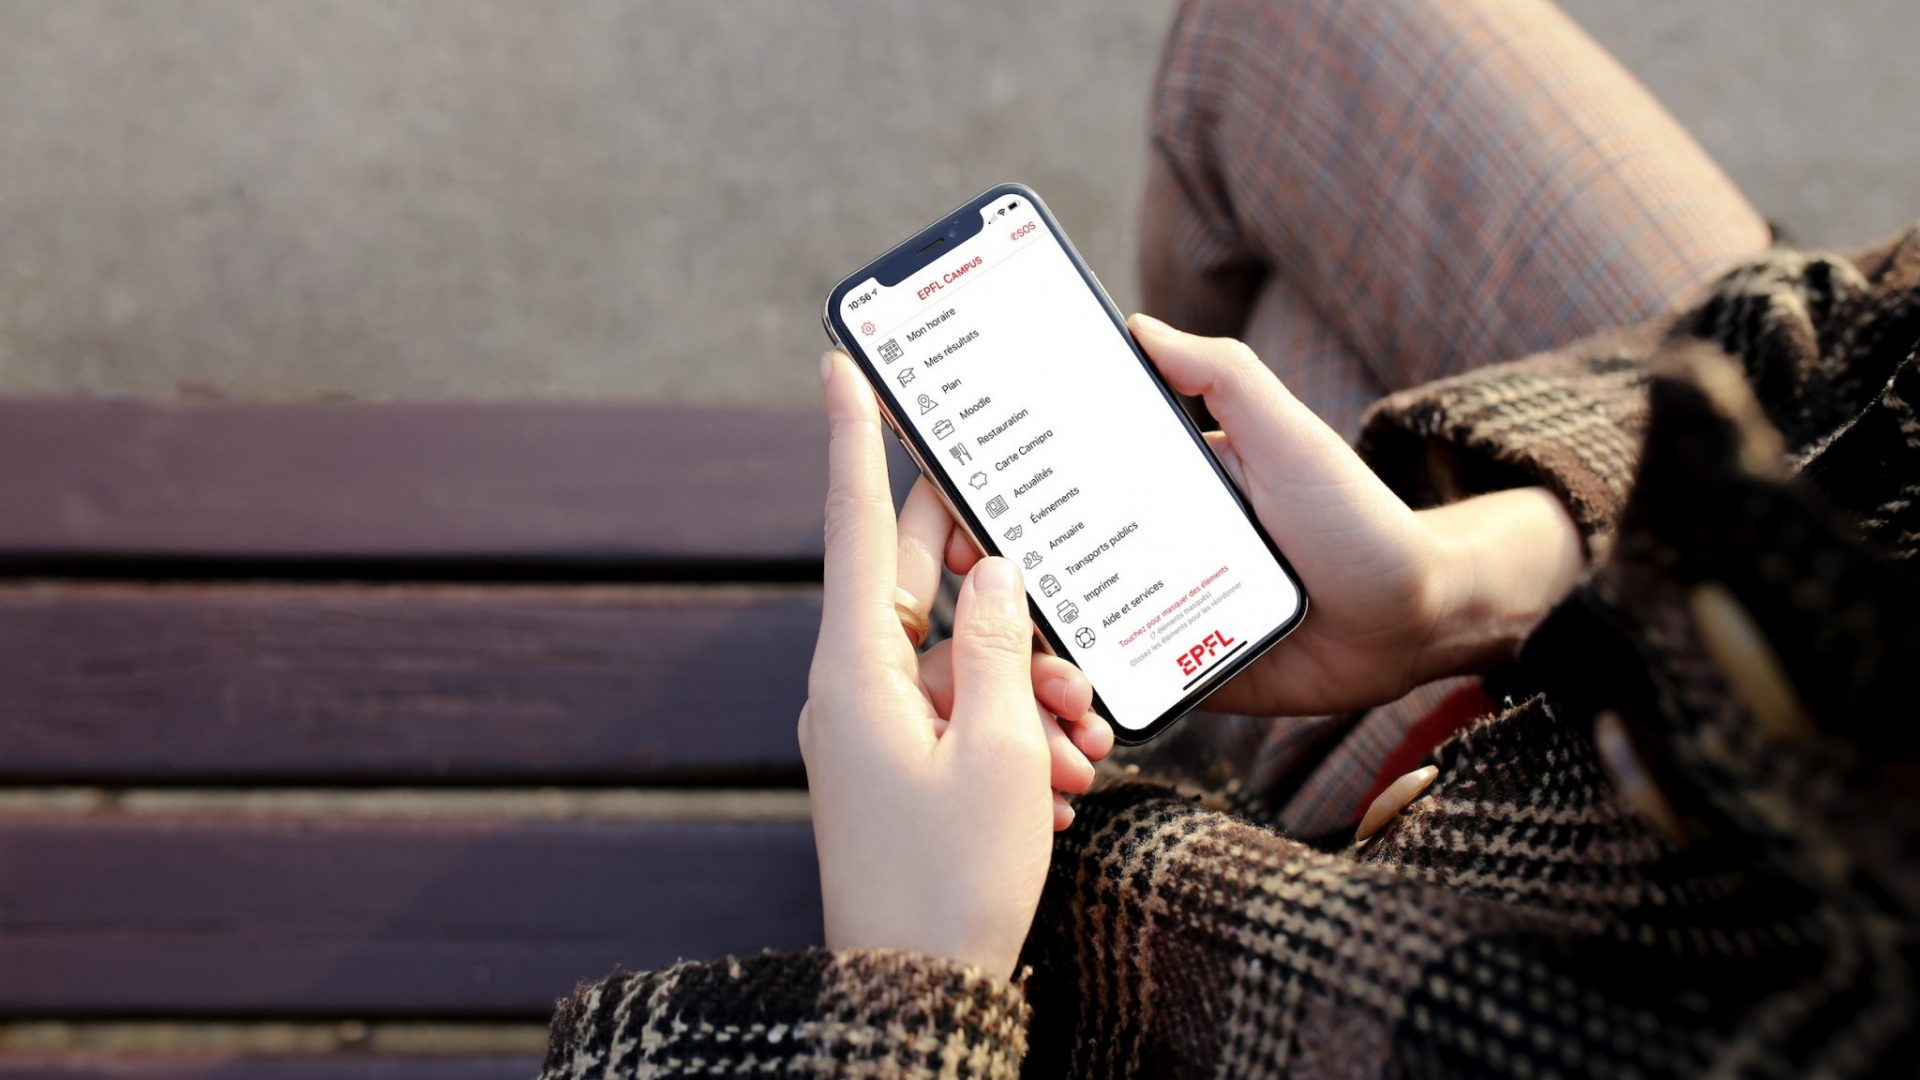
[880,410,924,468]
[898,429,930,475]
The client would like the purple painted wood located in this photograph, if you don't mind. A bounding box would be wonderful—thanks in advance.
[0,815,822,1015]
[0,400,839,565]
[0,582,812,781]
[0,1057,539,1080]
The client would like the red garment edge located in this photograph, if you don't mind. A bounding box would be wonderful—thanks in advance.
[1348,682,1494,827]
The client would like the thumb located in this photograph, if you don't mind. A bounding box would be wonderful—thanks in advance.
[1129,312,1393,510]
[945,557,1040,747]
[1129,312,1349,469]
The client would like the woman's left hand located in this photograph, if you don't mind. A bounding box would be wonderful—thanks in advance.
[801,349,1113,981]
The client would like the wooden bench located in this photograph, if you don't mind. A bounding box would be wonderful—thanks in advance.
[0,399,905,1077]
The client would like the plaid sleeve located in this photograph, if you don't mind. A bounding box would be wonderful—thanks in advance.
[540,949,1029,1079]
[1356,230,1920,544]
[1354,317,1667,543]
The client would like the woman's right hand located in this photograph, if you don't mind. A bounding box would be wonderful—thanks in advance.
[1126,314,1584,716]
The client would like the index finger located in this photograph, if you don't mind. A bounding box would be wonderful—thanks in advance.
[817,350,901,653]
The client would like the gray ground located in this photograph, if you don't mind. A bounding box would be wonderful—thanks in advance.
[0,0,1911,406]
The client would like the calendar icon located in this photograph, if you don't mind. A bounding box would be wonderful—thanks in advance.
[878,338,903,364]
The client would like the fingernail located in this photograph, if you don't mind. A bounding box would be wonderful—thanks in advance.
[973,556,1022,598]
[1130,312,1172,337]
[820,350,837,384]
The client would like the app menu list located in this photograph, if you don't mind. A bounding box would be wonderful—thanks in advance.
[846,203,1300,729]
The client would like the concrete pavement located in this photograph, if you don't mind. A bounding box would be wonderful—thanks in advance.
[0,0,1909,404]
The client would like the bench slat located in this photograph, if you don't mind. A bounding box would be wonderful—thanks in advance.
[0,400,841,566]
[0,582,812,781]
[0,815,821,1014]
[0,1056,539,1079]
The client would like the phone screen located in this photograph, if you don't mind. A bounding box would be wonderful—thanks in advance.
[826,184,1304,740]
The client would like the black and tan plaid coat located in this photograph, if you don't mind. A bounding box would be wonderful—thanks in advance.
[540,231,1920,1078]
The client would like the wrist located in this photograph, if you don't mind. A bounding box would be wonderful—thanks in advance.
[1415,487,1584,682]
[826,903,1025,984]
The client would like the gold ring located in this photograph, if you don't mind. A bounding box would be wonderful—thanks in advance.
[894,586,930,649]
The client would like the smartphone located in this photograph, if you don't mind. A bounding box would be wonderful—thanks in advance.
[823,182,1306,744]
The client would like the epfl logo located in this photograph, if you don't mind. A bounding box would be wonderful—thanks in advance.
[1175,628,1237,677]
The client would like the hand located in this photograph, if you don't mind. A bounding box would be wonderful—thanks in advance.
[893,476,1112,777]
[801,349,1114,981]
[1128,314,1583,716]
